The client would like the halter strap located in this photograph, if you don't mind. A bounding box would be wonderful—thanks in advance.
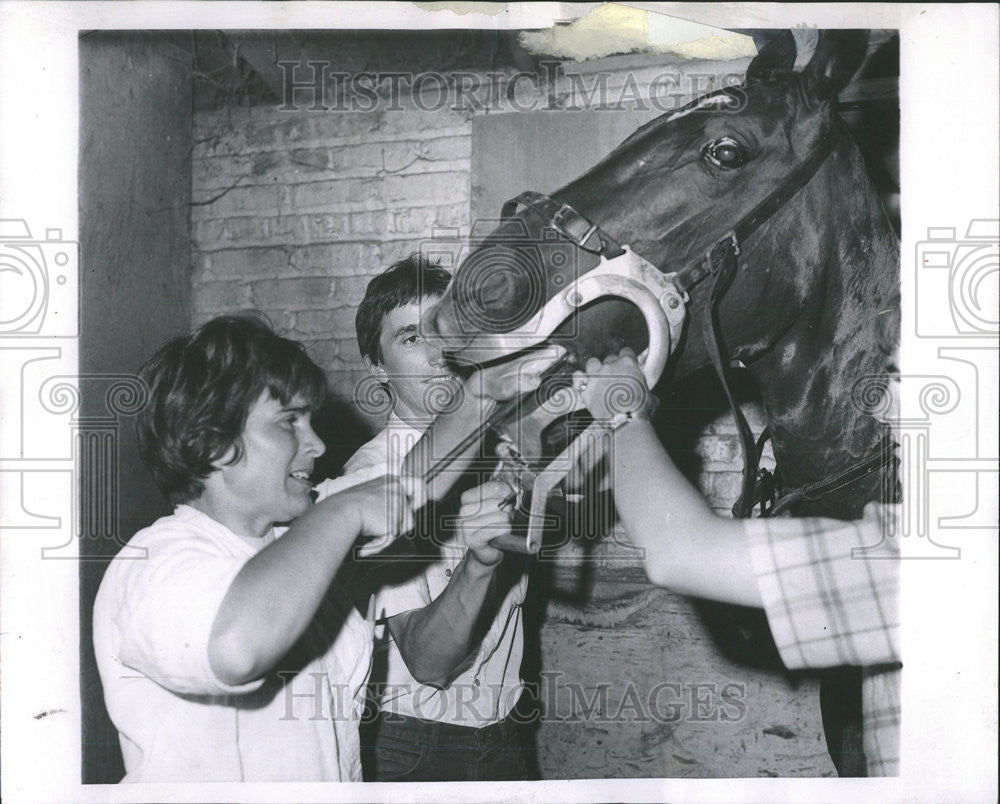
[767,432,898,516]
[501,191,626,258]
[689,127,838,517]
[499,127,836,293]
[674,126,838,294]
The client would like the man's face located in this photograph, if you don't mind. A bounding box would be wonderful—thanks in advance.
[367,297,461,424]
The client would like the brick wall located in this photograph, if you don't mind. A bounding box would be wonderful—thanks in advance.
[191,101,473,432]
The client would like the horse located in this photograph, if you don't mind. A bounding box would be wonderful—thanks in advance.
[415,31,900,777]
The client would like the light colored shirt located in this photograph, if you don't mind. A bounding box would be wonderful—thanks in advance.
[746,502,902,776]
[316,413,528,726]
[93,505,372,782]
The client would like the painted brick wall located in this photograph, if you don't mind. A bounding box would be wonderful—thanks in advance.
[191,102,473,431]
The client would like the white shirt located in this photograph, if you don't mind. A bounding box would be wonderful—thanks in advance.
[316,413,528,726]
[93,505,372,782]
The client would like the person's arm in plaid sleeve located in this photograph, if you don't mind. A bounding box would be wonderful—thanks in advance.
[576,349,899,647]
[746,506,900,668]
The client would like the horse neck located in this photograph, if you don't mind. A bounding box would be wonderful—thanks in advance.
[747,129,899,519]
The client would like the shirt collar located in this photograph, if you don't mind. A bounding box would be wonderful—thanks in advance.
[173,504,275,553]
[384,410,429,439]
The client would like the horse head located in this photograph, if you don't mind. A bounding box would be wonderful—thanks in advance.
[426,31,899,520]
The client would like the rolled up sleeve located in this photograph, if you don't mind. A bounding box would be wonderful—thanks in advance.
[746,503,901,671]
[114,541,265,697]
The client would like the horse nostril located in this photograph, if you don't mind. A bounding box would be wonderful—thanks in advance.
[455,244,545,333]
[479,272,516,305]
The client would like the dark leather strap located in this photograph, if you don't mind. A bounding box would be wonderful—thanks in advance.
[501,191,626,258]
[702,238,761,519]
[688,127,838,518]
[768,432,896,516]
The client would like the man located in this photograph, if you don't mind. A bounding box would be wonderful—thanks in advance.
[317,255,533,782]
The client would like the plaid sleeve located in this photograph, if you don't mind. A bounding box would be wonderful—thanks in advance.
[746,502,901,671]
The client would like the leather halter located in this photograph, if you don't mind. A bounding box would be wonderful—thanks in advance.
[498,125,889,518]
[762,430,899,516]
[501,191,626,259]
[681,127,838,517]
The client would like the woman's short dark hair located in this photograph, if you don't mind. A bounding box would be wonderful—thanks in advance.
[355,254,451,365]
[136,314,328,505]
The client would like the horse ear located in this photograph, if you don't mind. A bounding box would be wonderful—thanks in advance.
[745,30,797,83]
[801,30,870,102]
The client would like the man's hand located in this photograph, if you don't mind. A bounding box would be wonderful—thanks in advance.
[385,479,515,688]
[455,480,512,566]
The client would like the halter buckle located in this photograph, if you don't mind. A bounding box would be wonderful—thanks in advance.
[553,203,600,252]
[717,229,741,257]
[701,230,742,279]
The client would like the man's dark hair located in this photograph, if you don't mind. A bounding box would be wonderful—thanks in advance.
[355,254,451,365]
[135,313,328,505]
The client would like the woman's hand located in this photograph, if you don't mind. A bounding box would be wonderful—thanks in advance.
[572,347,654,426]
[336,475,415,552]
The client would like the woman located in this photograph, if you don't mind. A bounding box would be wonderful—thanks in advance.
[93,315,509,782]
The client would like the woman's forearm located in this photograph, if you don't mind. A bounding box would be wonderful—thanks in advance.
[610,419,762,607]
[207,493,365,685]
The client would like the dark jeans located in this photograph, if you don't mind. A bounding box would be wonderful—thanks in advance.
[369,710,533,782]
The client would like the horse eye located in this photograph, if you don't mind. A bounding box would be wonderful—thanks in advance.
[703,137,747,169]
